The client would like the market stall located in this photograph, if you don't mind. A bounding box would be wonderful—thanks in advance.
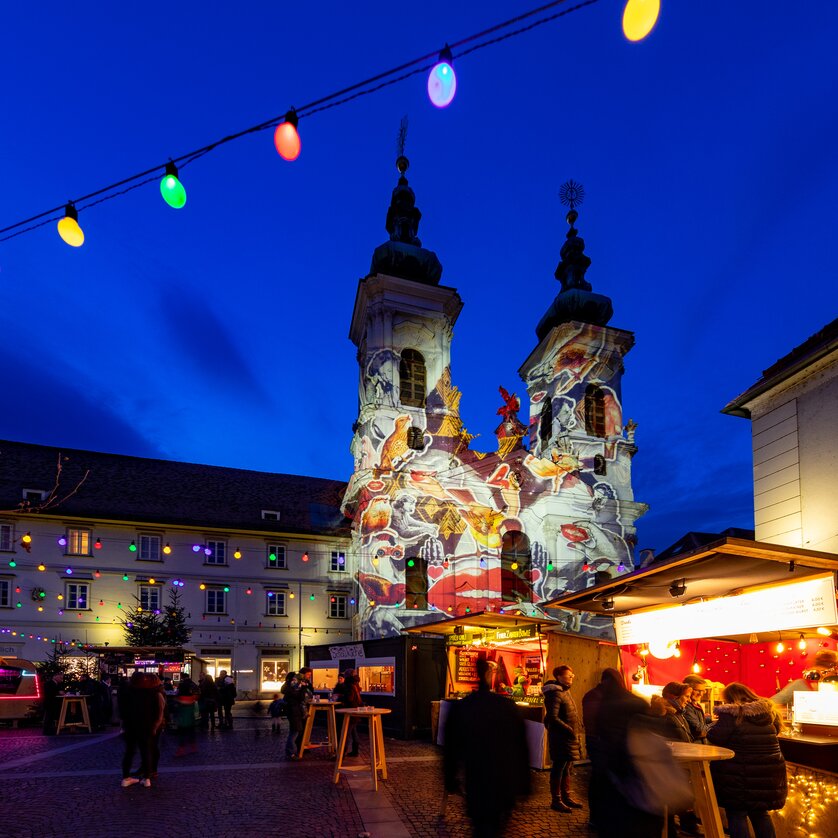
[0,657,40,724]
[547,536,838,835]
[89,646,197,685]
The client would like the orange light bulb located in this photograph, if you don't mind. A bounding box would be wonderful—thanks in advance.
[274,110,301,161]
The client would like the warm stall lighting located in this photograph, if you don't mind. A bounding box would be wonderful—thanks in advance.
[798,634,807,651]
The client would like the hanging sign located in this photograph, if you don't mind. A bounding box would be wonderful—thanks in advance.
[615,574,838,646]
[329,643,365,661]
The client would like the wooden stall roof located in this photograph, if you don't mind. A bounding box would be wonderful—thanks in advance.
[545,537,838,621]
[403,611,549,637]
[87,646,195,656]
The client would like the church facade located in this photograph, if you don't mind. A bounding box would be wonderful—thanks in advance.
[343,162,647,639]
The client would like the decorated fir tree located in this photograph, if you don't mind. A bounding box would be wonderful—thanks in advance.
[36,642,72,679]
[161,587,191,647]
[120,598,167,646]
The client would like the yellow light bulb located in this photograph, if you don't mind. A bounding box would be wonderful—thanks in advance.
[57,204,84,247]
[691,662,701,674]
[622,0,660,42]
[148,578,155,585]
[234,549,242,559]
[776,641,785,654]
[199,583,206,590]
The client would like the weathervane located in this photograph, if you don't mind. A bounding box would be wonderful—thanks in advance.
[396,115,409,175]
[559,179,585,228]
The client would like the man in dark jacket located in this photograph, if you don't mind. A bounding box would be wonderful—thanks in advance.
[444,658,531,838]
[119,672,165,788]
[284,667,313,759]
[542,664,582,813]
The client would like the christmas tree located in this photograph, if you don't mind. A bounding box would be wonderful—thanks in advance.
[36,642,72,679]
[161,587,191,647]
[120,598,167,646]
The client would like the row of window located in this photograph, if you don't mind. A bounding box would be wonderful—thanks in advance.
[0,578,349,619]
[0,525,346,571]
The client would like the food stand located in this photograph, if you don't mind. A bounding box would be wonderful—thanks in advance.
[547,536,838,835]
[0,657,40,724]
[89,646,197,685]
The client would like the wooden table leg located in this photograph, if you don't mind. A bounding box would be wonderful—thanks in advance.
[326,707,337,756]
[368,716,379,791]
[80,698,92,732]
[374,714,387,781]
[56,699,69,734]
[299,709,315,759]
[687,761,725,838]
[333,715,351,784]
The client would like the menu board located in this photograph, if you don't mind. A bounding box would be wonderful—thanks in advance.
[455,648,481,684]
[524,655,542,684]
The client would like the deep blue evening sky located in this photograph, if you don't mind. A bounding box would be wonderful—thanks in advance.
[2,2,836,553]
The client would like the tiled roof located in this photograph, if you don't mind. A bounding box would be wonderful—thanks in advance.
[0,439,350,537]
[723,317,838,417]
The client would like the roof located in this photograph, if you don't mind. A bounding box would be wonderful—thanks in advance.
[545,537,838,618]
[651,527,754,564]
[403,610,551,636]
[723,317,838,418]
[0,439,350,537]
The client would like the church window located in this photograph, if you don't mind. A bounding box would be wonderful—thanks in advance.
[584,385,607,438]
[539,399,553,446]
[405,555,428,610]
[501,530,532,604]
[399,349,426,407]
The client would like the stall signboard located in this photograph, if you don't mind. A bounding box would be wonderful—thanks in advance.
[329,643,365,661]
[448,624,539,647]
[615,574,838,646]
[455,648,481,684]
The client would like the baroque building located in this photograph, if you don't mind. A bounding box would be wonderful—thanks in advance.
[343,162,647,639]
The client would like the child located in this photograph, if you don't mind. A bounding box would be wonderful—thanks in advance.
[268,693,285,734]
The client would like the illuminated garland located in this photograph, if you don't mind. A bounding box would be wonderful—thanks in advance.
[773,769,838,838]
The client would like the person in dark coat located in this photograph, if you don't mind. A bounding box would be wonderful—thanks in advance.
[217,673,237,729]
[444,658,531,838]
[582,668,624,831]
[284,667,313,759]
[707,682,787,838]
[541,664,582,813]
[119,672,166,788]
[198,673,218,730]
[682,674,709,743]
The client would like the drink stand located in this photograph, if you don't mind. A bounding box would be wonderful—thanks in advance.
[546,536,838,837]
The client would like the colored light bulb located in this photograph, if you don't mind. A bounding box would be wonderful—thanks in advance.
[22,533,32,544]
[94,538,102,549]
[163,543,172,555]
[309,593,315,601]
[122,574,129,582]
[57,594,63,600]
[407,559,415,568]
[274,110,301,161]
[199,583,206,590]
[301,552,309,563]
[223,586,229,593]
[94,570,101,578]
[129,540,137,552]
[622,0,660,42]
[428,46,456,108]
[66,567,72,574]
[58,536,67,546]
[148,578,155,585]
[160,162,187,209]
[511,561,519,571]
[798,635,807,651]
[204,547,212,556]
[57,203,84,247]
[8,560,16,568]
[289,592,295,599]
[193,544,202,553]
[37,563,46,572]
[776,641,785,654]
[246,588,252,595]
[234,548,242,559]
[39,590,45,598]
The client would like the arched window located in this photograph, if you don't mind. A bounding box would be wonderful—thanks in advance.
[404,555,428,610]
[501,530,532,604]
[539,399,553,447]
[399,349,426,407]
[584,385,607,438]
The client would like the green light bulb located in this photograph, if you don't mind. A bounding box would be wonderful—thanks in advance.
[122,574,129,582]
[160,163,187,209]
[223,586,230,593]
[309,594,315,601]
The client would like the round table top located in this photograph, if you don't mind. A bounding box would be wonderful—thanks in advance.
[669,742,734,762]
[310,699,341,705]
[336,707,392,716]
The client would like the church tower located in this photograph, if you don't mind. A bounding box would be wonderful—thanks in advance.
[518,182,647,601]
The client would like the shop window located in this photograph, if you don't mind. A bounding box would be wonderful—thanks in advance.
[138,585,160,612]
[399,349,426,407]
[205,540,227,565]
[501,530,532,604]
[66,582,90,610]
[539,399,553,446]
[266,590,286,616]
[0,524,12,552]
[199,652,231,679]
[266,544,287,569]
[405,555,429,610]
[310,664,340,692]
[329,594,348,619]
[358,658,395,695]
[205,588,227,614]
[261,657,290,692]
[584,385,607,438]
[0,579,10,608]
[139,534,161,562]
[66,528,91,556]
[330,550,347,573]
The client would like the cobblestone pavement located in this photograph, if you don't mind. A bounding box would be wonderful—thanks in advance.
[0,716,593,838]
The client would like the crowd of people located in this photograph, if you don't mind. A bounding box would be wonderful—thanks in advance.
[445,661,791,838]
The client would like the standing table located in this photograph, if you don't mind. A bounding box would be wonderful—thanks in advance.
[333,707,391,791]
[299,699,340,758]
[56,694,92,734]
[669,742,734,838]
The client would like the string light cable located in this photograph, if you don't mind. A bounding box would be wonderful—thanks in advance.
[0,0,622,245]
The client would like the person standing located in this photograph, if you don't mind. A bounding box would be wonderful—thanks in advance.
[119,671,165,788]
[682,674,709,743]
[41,672,64,735]
[444,658,531,838]
[582,668,624,831]
[542,664,582,813]
[708,682,787,838]
[341,669,363,758]
[174,675,199,756]
[198,673,218,730]
[284,667,313,760]
[218,674,237,729]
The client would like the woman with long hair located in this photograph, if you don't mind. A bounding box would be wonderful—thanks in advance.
[707,682,787,838]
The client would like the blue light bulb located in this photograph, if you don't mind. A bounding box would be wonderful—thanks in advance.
[428,47,456,108]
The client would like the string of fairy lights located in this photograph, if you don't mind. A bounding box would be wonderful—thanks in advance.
[0,0,661,247]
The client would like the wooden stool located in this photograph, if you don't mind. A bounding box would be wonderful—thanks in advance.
[56,695,92,734]
[299,700,339,758]
[333,707,391,791]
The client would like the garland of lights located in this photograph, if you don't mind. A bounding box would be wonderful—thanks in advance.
[0,0,660,247]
